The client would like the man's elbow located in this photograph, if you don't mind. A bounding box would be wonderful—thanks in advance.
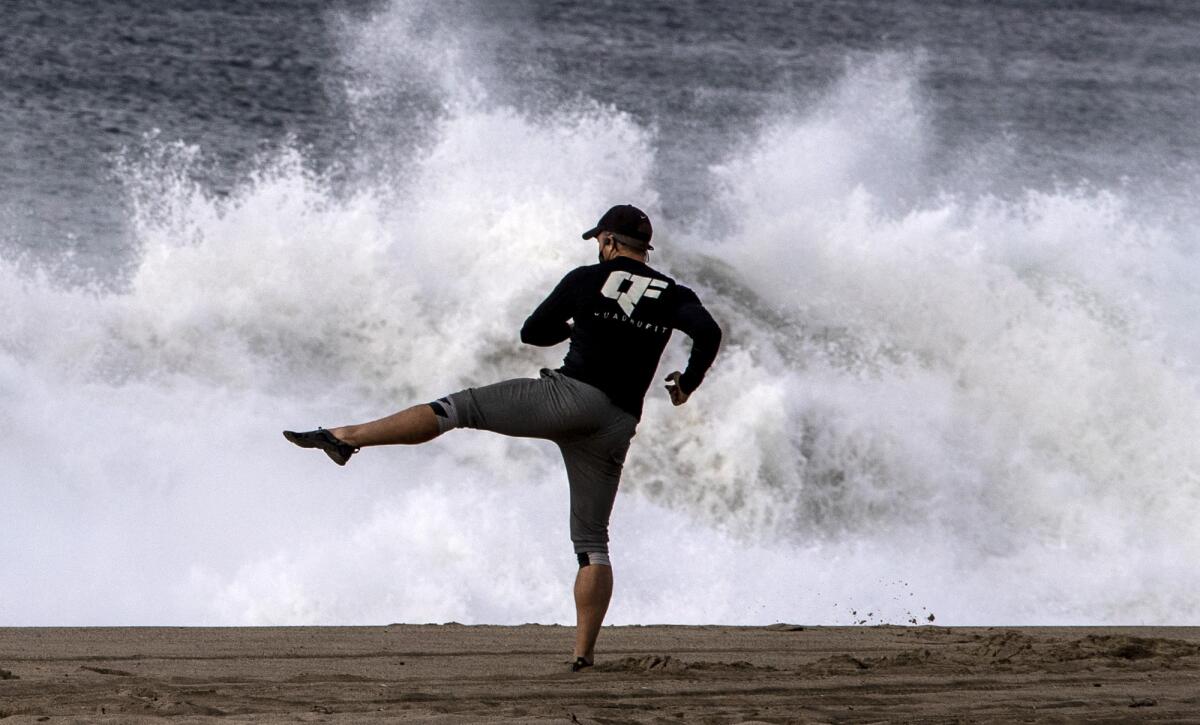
[521,320,566,346]
[520,327,546,346]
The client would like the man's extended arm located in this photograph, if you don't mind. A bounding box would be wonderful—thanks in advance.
[520,268,583,346]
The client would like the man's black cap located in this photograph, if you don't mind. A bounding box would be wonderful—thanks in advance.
[582,204,654,250]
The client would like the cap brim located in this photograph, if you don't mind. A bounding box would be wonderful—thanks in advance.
[582,227,653,250]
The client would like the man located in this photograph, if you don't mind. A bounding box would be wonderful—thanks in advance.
[284,204,721,670]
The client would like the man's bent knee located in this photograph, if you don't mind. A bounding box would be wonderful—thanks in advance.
[428,395,462,434]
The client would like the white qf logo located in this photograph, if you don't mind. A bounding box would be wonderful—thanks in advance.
[601,271,669,317]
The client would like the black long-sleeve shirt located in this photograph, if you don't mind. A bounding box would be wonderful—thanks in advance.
[521,256,722,419]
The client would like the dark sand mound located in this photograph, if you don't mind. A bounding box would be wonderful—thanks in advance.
[595,654,774,673]
[972,630,1200,668]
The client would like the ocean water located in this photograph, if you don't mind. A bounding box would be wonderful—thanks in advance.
[2,0,1199,626]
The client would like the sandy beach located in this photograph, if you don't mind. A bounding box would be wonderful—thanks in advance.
[1,625,1198,723]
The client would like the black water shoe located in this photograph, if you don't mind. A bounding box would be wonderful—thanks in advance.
[283,428,358,466]
[570,656,593,672]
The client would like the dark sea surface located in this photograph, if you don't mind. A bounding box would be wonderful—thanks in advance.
[5,0,1200,268]
[3,1,1200,626]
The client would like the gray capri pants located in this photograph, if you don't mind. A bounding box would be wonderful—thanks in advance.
[430,369,638,556]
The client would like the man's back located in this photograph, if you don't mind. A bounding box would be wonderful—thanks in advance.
[522,256,722,418]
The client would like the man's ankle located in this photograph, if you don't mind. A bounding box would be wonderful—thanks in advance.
[330,427,355,447]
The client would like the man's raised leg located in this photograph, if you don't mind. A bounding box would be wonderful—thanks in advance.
[284,404,442,465]
[331,404,441,448]
[573,562,613,667]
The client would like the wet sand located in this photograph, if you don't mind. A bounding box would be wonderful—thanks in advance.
[1,624,1198,723]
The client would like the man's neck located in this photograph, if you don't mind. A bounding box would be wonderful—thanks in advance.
[610,250,646,263]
